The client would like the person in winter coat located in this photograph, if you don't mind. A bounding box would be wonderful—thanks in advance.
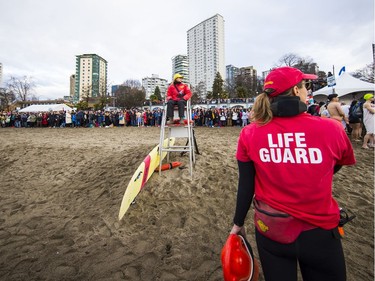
[166,74,192,125]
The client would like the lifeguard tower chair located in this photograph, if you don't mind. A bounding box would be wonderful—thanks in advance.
[158,99,196,177]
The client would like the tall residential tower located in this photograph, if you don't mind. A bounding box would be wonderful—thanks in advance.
[187,14,225,95]
[74,54,107,103]
[171,55,189,84]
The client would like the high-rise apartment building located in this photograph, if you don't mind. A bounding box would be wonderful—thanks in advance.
[238,66,258,95]
[226,65,258,97]
[225,64,239,98]
[74,54,107,102]
[142,74,169,100]
[226,65,239,85]
[172,55,189,84]
[187,14,225,95]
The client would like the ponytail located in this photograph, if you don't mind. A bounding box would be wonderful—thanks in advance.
[252,82,302,125]
[251,93,273,125]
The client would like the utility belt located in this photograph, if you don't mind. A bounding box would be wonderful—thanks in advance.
[253,199,317,244]
[254,200,356,244]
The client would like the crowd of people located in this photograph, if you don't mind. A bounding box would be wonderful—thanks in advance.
[306,92,374,149]
[0,107,253,129]
[1,95,373,140]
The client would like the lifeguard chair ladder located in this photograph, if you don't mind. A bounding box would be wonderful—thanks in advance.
[158,99,195,177]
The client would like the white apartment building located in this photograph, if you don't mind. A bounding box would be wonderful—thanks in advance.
[74,54,107,102]
[187,14,225,95]
[142,74,169,100]
[172,55,189,84]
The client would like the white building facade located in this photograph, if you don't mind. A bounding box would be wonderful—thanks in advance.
[142,74,169,100]
[187,14,225,95]
[74,54,107,103]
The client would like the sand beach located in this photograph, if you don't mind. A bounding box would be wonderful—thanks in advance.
[0,126,373,280]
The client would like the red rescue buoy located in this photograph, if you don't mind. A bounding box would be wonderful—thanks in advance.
[155,162,182,172]
[221,234,259,281]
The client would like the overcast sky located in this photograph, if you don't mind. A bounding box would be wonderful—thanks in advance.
[0,0,373,99]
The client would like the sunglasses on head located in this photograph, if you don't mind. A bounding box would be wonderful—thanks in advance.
[304,80,312,90]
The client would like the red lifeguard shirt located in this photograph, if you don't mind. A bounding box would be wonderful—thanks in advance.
[236,113,356,229]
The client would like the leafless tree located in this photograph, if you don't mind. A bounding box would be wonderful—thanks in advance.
[191,81,206,103]
[123,79,142,89]
[115,83,146,108]
[276,53,301,67]
[225,78,236,98]
[276,53,317,74]
[352,62,375,84]
[6,76,35,101]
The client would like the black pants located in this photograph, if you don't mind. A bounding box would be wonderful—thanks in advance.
[256,227,346,281]
[167,99,186,119]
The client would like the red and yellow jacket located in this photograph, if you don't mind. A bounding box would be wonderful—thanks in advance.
[166,82,192,101]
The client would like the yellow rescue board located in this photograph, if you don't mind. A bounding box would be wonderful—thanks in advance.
[118,137,175,220]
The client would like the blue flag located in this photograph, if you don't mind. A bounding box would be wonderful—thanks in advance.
[338,66,346,76]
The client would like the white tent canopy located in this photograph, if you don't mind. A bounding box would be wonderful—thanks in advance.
[313,72,374,98]
[18,104,73,113]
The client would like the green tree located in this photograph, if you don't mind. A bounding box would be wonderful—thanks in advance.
[149,94,159,103]
[212,72,224,101]
[154,86,162,101]
[236,86,248,98]
[76,100,89,110]
[220,91,229,99]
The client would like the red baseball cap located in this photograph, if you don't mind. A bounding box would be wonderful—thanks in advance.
[264,67,318,97]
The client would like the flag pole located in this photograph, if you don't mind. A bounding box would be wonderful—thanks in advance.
[332,65,335,95]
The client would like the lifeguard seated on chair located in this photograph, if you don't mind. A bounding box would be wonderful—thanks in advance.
[166,74,192,125]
